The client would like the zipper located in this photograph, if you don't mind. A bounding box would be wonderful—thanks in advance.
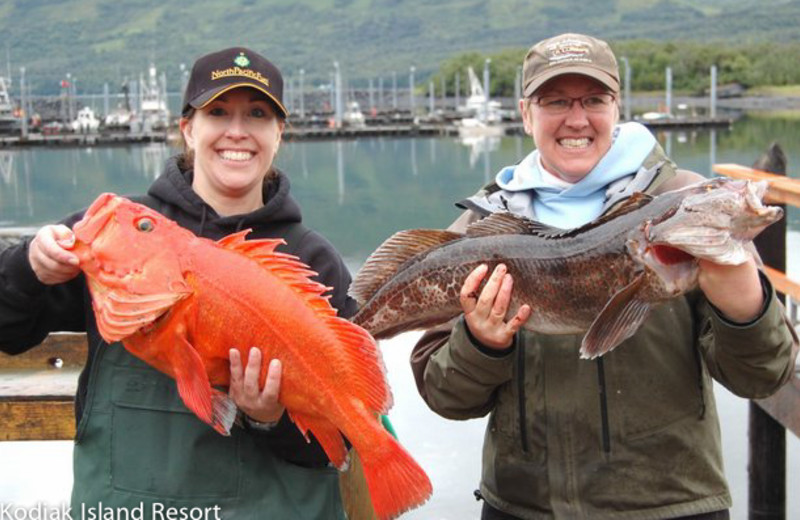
[596,357,611,454]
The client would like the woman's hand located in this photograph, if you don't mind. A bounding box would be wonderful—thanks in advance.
[460,263,532,350]
[229,347,285,424]
[698,257,764,323]
[28,225,81,285]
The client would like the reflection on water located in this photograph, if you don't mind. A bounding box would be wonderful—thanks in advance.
[459,134,500,170]
[1,119,800,246]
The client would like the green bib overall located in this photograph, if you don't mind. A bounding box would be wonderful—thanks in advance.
[70,341,345,519]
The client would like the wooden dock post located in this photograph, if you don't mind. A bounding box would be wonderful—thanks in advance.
[749,142,787,520]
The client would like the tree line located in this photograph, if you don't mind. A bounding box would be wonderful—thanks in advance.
[429,40,800,97]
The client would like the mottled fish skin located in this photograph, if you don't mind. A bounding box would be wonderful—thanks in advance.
[352,178,783,351]
[353,218,642,340]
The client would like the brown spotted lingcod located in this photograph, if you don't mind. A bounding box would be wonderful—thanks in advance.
[350,178,783,359]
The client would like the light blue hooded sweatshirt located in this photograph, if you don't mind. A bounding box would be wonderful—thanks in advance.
[495,122,657,228]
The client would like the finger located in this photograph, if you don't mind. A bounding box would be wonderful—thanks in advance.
[52,225,76,249]
[507,304,532,334]
[30,254,80,285]
[460,264,488,311]
[260,359,282,403]
[243,347,262,396]
[491,273,514,319]
[477,264,506,310]
[38,226,79,265]
[228,349,243,391]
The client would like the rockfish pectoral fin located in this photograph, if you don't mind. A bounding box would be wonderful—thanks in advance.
[580,274,651,359]
[172,335,237,436]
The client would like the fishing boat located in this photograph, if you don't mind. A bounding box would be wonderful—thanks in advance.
[0,76,22,135]
[457,67,503,138]
[71,107,100,133]
[105,81,135,130]
[343,100,366,127]
[139,65,170,131]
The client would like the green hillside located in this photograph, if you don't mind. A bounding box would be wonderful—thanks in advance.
[1,0,798,94]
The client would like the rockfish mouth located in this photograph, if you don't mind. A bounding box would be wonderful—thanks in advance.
[73,192,122,245]
[350,178,783,359]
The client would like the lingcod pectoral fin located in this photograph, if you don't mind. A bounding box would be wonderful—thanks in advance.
[580,274,651,359]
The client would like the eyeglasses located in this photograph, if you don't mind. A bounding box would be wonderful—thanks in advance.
[532,93,616,114]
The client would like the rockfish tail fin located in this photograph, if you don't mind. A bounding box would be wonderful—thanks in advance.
[350,229,463,305]
[359,421,433,520]
[580,273,651,359]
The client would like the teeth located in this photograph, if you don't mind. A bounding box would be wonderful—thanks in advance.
[559,138,591,148]
[219,150,253,161]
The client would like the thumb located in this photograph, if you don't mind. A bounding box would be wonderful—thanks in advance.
[53,225,75,249]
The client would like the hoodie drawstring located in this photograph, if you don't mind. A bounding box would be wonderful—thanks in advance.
[199,206,208,236]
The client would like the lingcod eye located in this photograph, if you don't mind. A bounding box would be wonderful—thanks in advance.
[136,217,155,232]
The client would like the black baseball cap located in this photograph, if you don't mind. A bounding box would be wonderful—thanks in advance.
[181,47,288,118]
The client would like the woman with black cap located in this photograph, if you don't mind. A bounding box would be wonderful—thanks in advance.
[0,47,356,518]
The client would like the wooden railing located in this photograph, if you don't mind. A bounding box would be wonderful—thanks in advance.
[714,155,800,520]
[0,333,82,440]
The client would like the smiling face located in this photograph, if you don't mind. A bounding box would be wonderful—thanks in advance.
[520,74,619,183]
[180,88,285,215]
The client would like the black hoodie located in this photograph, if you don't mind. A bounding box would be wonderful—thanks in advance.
[0,156,358,466]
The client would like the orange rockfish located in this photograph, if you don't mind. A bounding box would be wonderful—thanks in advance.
[69,193,431,520]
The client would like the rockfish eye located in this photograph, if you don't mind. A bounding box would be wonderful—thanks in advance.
[136,217,155,232]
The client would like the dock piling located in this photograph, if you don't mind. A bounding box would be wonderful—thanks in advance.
[750,142,788,520]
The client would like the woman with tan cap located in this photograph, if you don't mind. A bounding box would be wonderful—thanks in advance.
[411,33,796,519]
[0,47,355,518]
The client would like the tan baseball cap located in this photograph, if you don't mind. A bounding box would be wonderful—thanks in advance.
[522,33,620,97]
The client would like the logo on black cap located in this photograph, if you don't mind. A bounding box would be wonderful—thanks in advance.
[234,53,250,68]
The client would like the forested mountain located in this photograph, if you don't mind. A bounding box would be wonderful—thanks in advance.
[1,0,797,93]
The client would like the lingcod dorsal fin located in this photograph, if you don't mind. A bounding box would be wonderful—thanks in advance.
[466,212,576,240]
[465,212,547,237]
[540,192,656,240]
[349,229,463,305]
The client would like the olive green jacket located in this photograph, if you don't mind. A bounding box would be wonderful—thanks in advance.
[411,146,798,519]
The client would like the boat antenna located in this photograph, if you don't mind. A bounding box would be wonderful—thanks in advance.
[5,45,10,82]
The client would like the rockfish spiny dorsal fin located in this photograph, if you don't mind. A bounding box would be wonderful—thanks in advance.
[349,229,463,305]
[218,230,334,313]
[218,230,392,414]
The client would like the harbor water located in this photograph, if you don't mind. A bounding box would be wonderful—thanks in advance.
[1,114,799,518]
